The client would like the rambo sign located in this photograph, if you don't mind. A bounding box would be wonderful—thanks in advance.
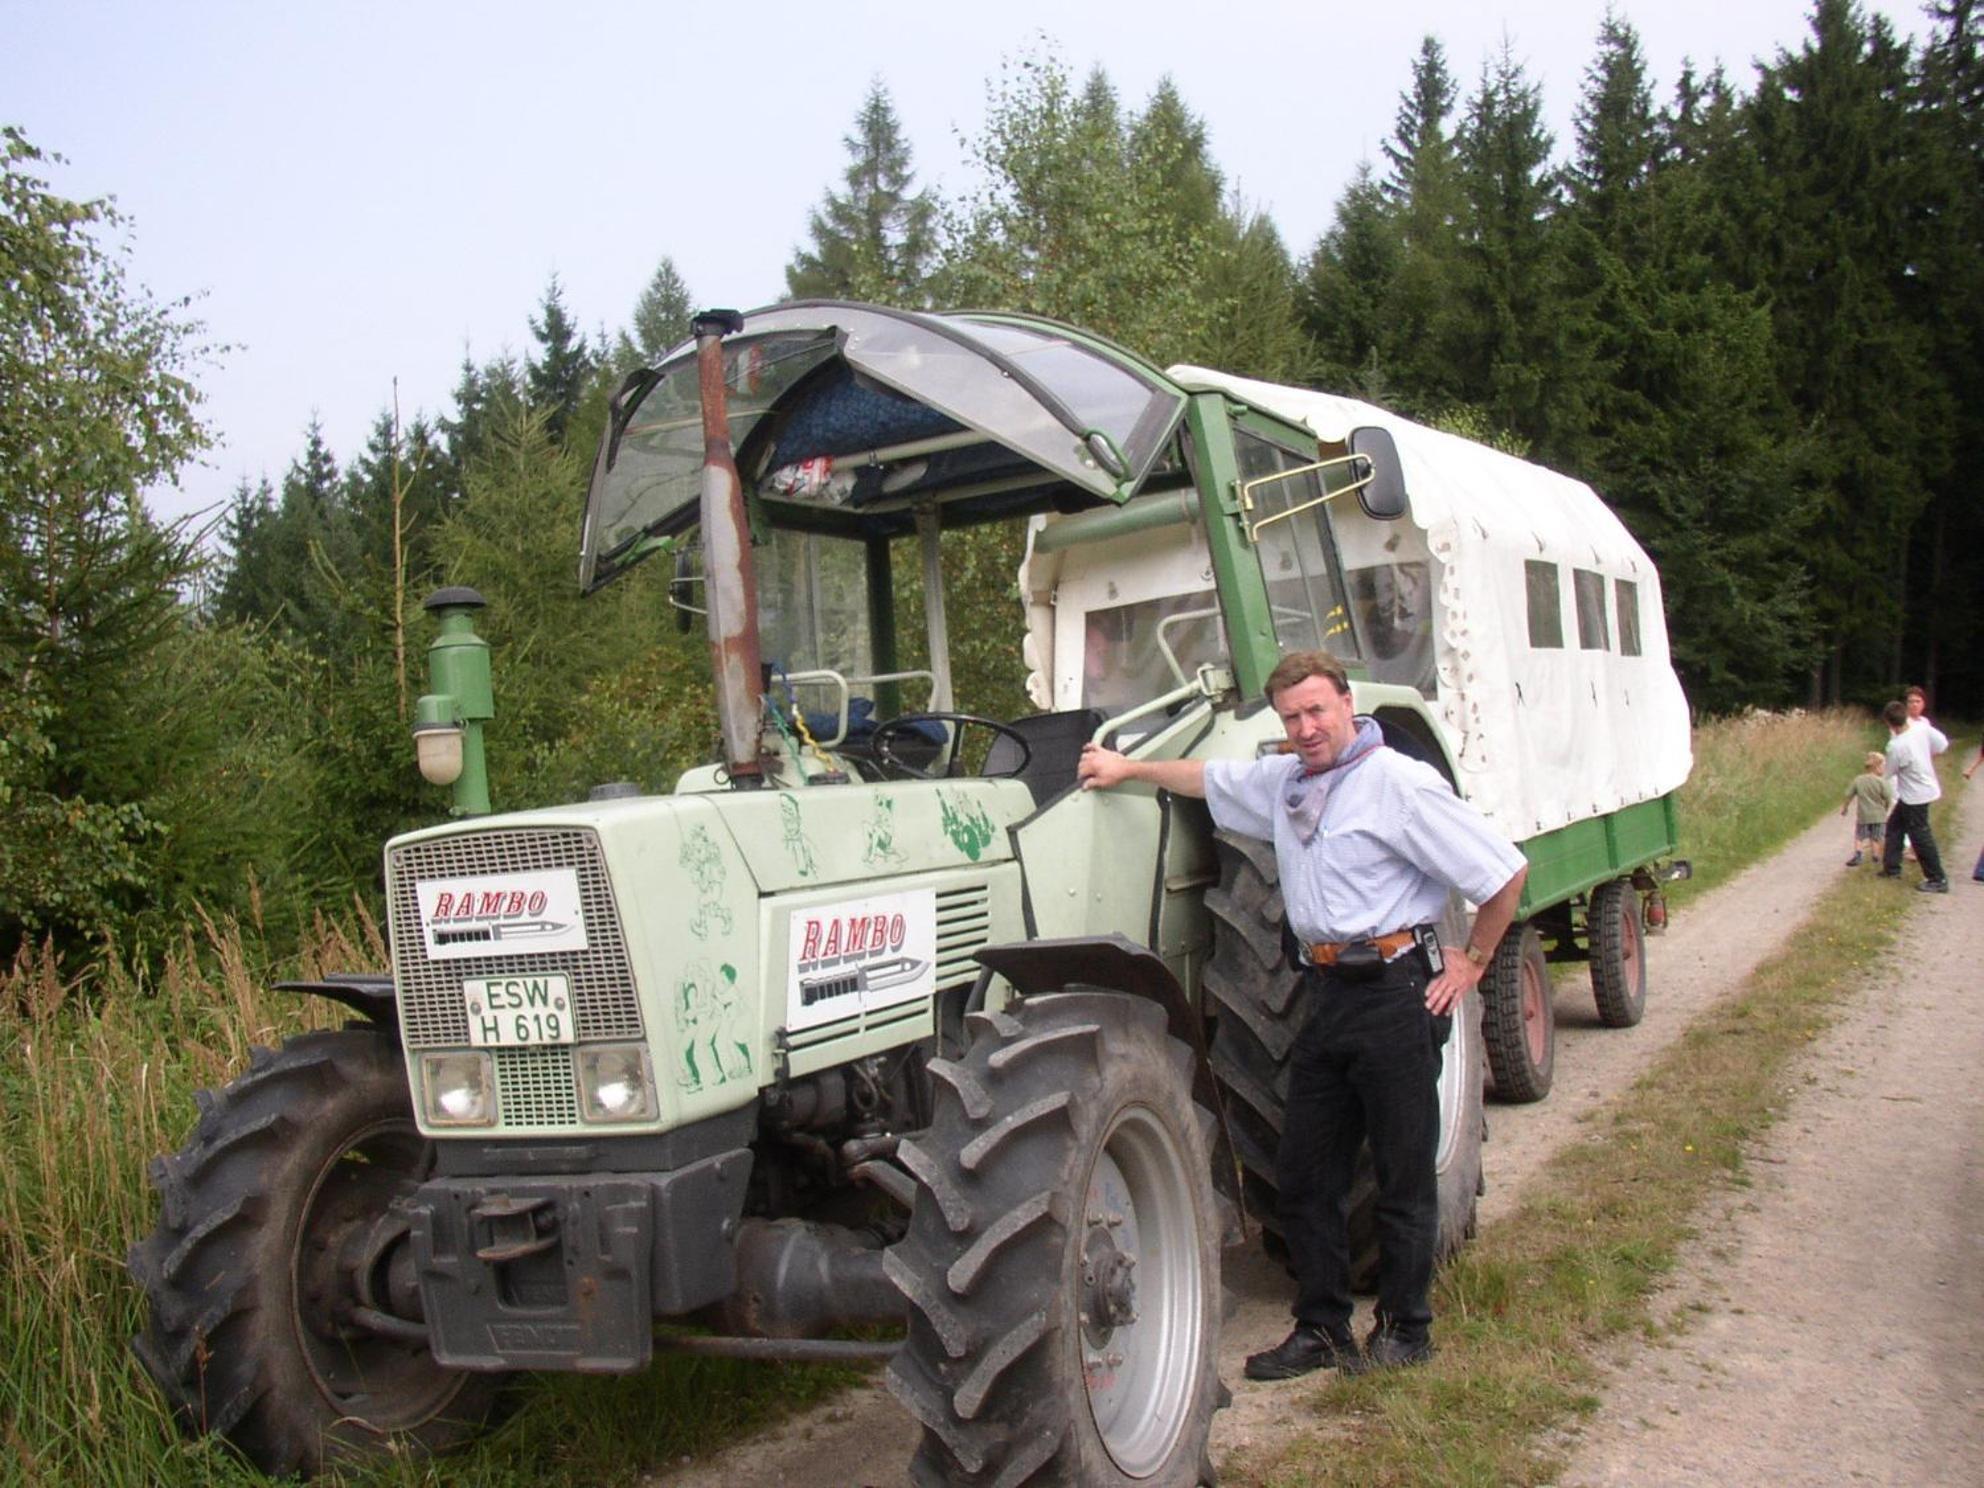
[415,868,589,960]
[786,888,936,1032]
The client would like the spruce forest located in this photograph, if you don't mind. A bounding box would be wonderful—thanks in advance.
[5,1,1981,967]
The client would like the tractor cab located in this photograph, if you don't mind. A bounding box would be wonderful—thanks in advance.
[578,301,1415,797]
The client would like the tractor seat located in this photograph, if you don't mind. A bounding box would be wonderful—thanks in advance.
[985,709,1106,807]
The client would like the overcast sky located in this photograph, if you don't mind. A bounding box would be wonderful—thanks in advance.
[5,0,1937,533]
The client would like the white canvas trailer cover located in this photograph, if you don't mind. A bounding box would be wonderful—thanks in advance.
[1171,367,1693,845]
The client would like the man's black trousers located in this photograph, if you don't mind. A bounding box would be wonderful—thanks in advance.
[1276,954,1449,1345]
[1882,799,1946,881]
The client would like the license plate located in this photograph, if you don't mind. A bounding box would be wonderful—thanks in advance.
[463,974,574,1047]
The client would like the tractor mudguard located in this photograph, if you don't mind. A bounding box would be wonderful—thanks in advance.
[274,971,397,1032]
[972,933,1243,1217]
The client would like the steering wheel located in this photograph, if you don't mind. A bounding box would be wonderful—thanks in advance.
[871,714,1033,781]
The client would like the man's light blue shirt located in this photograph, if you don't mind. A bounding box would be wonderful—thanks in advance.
[1204,746,1524,944]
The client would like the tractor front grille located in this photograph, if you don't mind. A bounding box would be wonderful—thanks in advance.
[387,827,643,1129]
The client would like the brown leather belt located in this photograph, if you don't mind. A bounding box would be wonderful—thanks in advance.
[1305,928,1418,966]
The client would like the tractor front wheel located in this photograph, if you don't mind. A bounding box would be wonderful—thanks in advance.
[887,991,1224,1486]
[128,1028,504,1477]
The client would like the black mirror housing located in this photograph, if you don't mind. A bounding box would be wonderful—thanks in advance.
[1349,426,1409,520]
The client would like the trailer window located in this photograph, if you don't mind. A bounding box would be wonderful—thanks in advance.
[1525,561,1564,648]
[1615,579,1642,657]
[1573,569,1610,650]
[1235,429,1361,663]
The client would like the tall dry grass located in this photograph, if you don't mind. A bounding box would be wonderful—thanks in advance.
[1671,707,1882,900]
[0,910,365,1485]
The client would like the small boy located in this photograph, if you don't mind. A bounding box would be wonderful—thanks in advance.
[1840,751,1892,867]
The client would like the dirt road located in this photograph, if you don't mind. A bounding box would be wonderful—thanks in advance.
[644,784,1982,1487]
[1552,782,1984,1487]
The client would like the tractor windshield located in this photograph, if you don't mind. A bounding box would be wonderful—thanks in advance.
[580,304,1188,592]
[581,330,839,590]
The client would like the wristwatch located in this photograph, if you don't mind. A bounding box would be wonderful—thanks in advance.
[1462,942,1489,967]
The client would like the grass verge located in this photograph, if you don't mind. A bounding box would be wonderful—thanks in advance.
[1230,752,1969,1488]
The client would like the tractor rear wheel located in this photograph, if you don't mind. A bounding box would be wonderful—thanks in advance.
[128,1028,504,1477]
[1203,831,1485,1285]
[886,991,1224,1486]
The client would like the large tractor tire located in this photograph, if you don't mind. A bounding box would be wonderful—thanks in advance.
[1588,878,1648,1028]
[1481,921,1554,1103]
[128,1028,504,1477]
[886,991,1225,1487]
[1202,831,1486,1285]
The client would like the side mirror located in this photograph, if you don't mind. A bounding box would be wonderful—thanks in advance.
[1349,426,1409,520]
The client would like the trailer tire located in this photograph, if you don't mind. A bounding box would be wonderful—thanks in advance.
[886,991,1224,1487]
[1482,921,1554,1103]
[1589,878,1648,1028]
[1204,831,1485,1286]
[128,1029,504,1477]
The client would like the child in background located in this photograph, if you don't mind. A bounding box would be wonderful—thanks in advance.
[1841,751,1893,867]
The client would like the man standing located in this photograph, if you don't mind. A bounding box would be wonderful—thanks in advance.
[1880,698,1949,892]
[1078,651,1526,1376]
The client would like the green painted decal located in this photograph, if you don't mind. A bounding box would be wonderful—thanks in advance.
[674,959,752,1091]
[937,788,997,861]
[779,794,819,877]
[860,794,906,867]
[680,825,734,939]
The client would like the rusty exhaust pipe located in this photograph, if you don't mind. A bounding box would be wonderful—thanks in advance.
[692,308,766,788]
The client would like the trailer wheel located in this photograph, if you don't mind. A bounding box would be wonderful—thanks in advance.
[886,991,1224,1487]
[1589,879,1648,1028]
[128,1029,504,1477]
[1482,921,1554,1103]
[1203,831,1485,1285]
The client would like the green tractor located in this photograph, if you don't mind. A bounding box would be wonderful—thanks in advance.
[130,304,1691,1484]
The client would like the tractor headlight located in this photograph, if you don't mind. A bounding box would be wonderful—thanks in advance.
[420,1050,497,1127]
[577,1044,655,1123]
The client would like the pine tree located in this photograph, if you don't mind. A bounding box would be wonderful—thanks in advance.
[526,275,597,441]
[1454,42,1576,454]
[1749,0,1941,702]
[1296,163,1400,393]
[1565,14,1660,235]
[612,256,693,373]
[785,82,937,305]
[1383,36,1460,212]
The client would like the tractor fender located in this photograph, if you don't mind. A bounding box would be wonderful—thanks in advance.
[274,972,398,1034]
[970,933,1244,1228]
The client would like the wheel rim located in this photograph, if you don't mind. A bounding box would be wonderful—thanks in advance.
[1433,994,1471,1171]
[1079,1105,1203,1478]
[289,1116,469,1430]
[1521,958,1550,1067]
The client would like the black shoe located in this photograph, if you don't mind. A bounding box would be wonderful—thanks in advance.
[1918,879,1949,894]
[1243,1324,1360,1380]
[1845,852,1863,867]
[1341,1328,1433,1376]
[1878,869,1902,878]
